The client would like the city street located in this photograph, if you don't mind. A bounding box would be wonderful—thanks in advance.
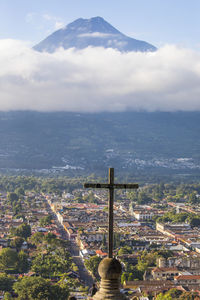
[70,240,94,287]
[50,208,94,288]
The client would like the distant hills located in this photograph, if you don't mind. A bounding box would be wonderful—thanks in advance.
[0,111,200,177]
[34,16,157,53]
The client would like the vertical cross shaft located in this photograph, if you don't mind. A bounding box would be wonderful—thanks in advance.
[108,168,114,258]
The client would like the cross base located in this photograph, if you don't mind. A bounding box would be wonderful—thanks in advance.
[92,258,128,300]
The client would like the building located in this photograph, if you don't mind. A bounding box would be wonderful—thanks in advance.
[174,274,200,285]
[152,267,179,280]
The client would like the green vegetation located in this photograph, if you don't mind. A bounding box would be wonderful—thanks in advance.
[84,256,102,278]
[128,190,152,204]
[127,181,200,206]
[11,223,31,239]
[13,276,69,300]
[120,249,173,284]
[7,192,19,204]
[1,174,200,204]
[156,288,199,300]
[10,237,24,252]
[0,248,18,272]
[0,274,14,292]
[31,250,71,277]
[0,176,84,194]
[39,215,53,227]
[0,214,74,298]
[29,232,72,277]
[0,248,29,274]
[156,211,200,228]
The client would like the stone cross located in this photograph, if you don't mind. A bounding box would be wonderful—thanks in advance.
[84,168,139,258]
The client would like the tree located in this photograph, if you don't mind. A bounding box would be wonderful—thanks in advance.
[31,251,71,277]
[189,216,200,228]
[13,276,69,300]
[0,248,18,272]
[17,250,29,273]
[10,237,24,252]
[137,191,152,205]
[156,288,190,300]
[128,272,134,281]
[14,223,31,239]
[172,212,188,223]
[0,273,14,292]
[156,293,173,300]
[127,191,138,202]
[39,215,52,227]
[127,266,143,281]
[4,292,12,300]
[121,272,127,285]
[118,246,132,256]
[7,192,19,204]
[84,256,101,277]
[153,183,164,201]
[189,192,198,204]
[137,250,157,273]
[29,232,44,246]
[15,187,25,197]
[179,291,199,300]
[58,273,80,290]
[12,202,22,215]
[44,232,56,244]
[165,288,182,299]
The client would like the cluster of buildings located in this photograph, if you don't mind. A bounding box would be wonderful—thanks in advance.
[46,188,200,298]
[0,191,62,256]
[2,185,200,299]
[125,253,200,298]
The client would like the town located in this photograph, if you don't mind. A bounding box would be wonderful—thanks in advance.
[0,176,200,299]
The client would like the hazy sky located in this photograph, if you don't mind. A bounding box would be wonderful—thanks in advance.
[0,0,200,48]
[0,1,200,112]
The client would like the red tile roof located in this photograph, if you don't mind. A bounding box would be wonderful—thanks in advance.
[175,275,200,280]
[152,267,178,272]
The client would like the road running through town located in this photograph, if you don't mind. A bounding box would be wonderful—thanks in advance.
[48,203,94,288]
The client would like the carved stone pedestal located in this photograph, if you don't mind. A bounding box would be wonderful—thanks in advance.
[93,257,128,300]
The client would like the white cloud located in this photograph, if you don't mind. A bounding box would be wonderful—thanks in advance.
[0,39,200,112]
[107,39,127,47]
[78,32,115,38]
[54,22,65,30]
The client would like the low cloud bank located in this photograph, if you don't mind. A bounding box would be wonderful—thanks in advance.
[0,39,200,112]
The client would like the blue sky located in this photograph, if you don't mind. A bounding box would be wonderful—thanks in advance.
[0,0,200,48]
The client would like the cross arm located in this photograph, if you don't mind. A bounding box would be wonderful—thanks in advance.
[113,184,139,189]
[84,183,111,189]
[84,183,139,189]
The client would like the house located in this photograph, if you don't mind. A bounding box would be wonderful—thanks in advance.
[124,280,175,295]
[79,249,95,259]
[96,249,107,258]
[174,275,200,285]
[152,267,179,280]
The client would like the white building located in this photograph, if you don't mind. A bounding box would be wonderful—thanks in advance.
[133,211,153,221]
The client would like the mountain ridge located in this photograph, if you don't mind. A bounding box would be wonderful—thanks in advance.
[34,16,157,53]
